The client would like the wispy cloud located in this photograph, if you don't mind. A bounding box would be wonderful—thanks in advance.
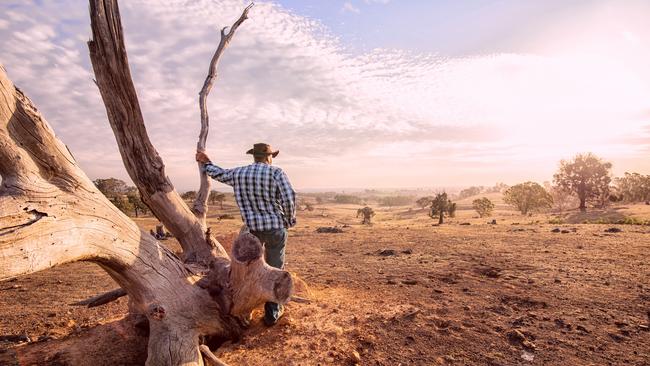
[1,0,649,189]
[341,2,361,14]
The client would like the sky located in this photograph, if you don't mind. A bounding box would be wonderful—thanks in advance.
[1,0,649,191]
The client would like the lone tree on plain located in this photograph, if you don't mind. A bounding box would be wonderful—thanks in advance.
[126,187,149,217]
[553,153,612,212]
[472,197,495,218]
[181,190,198,201]
[208,190,226,209]
[416,196,433,209]
[503,182,553,215]
[429,192,456,224]
[357,206,375,224]
[0,2,295,366]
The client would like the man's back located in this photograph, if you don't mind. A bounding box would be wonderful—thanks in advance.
[204,161,296,231]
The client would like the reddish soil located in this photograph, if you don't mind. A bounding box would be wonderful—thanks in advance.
[1,206,649,365]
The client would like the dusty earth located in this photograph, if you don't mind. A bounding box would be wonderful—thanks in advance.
[1,201,649,365]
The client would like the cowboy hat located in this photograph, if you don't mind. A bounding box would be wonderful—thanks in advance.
[246,143,279,157]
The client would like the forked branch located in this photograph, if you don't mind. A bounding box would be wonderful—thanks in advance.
[193,3,254,224]
[87,0,223,262]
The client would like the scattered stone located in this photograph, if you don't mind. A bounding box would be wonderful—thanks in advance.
[554,279,562,284]
[488,219,497,225]
[506,329,536,350]
[386,279,397,285]
[521,351,535,362]
[378,249,397,256]
[560,230,570,234]
[576,325,590,333]
[350,350,361,364]
[402,279,418,285]
[551,228,561,233]
[604,227,622,233]
[460,222,471,226]
[401,248,413,254]
[608,332,625,342]
[316,226,343,233]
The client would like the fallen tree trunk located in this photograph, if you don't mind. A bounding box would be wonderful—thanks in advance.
[0,1,293,365]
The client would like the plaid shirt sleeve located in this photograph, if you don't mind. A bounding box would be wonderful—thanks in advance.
[203,162,234,186]
[274,169,296,228]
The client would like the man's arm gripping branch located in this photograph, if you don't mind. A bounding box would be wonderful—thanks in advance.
[196,151,235,186]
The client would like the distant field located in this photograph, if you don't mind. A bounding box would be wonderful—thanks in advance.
[2,200,649,365]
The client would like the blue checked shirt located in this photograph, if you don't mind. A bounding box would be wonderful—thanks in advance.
[204,162,296,231]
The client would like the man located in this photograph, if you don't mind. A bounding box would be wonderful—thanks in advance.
[195,143,296,326]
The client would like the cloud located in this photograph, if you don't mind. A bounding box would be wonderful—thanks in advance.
[341,2,360,14]
[1,0,649,190]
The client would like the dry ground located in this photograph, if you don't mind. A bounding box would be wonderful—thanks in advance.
[1,201,649,365]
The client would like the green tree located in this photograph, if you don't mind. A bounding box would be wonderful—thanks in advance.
[126,188,148,218]
[334,194,362,204]
[94,178,136,216]
[416,196,433,209]
[429,192,455,224]
[458,186,483,199]
[472,197,495,217]
[94,178,130,198]
[614,172,650,203]
[357,206,375,225]
[208,190,226,209]
[503,182,553,215]
[379,195,414,207]
[553,153,612,212]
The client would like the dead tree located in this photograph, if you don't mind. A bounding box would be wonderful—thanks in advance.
[0,2,293,366]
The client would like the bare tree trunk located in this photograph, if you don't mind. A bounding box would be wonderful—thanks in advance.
[0,2,293,365]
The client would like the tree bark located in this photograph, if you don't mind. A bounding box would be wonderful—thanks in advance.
[0,2,293,365]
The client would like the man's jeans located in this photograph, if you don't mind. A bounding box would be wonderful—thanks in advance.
[250,228,287,322]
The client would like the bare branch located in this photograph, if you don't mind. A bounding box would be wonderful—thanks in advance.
[72,288,127,307]
[200,345,231,366]
[87,0,224,262]
[193,3,254,225]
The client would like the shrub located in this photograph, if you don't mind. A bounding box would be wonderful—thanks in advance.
[503,182,553,215]
[472,197,495,218]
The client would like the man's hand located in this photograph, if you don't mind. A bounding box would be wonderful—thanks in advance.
[196,151,211,164]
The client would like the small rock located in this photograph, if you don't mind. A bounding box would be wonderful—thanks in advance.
[350,350,361,363]
[551,228,561,233]
[459,222,471,226]
[604,227,622,233]
[401,248,413,254]
[402,279,418,285]
[378,249,397,256]
[521,351,535,362]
